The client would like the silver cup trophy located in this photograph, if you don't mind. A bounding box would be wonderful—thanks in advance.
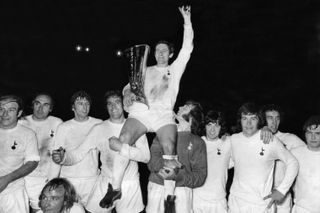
[117,44,150,106]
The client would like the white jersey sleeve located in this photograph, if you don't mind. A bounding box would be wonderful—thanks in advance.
[24,130,40,162]
[272,138,299,195]
[120,135,150,163]
[63,125,100,166]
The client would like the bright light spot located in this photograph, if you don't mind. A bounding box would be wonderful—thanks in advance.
[116,50,123,57]
[76,45,82,51]
[85,47,90,52]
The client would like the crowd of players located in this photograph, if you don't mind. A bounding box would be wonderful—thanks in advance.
[0,4,320,213]
[1,90,320,213]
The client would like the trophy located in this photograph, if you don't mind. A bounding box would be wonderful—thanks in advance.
[117,44,150,106]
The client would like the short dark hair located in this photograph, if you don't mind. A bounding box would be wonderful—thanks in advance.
[32,92,54,110]
[303,115,320,132]
[0,95,24,112]
[261,104,283,122]
[204,110,228,138]
[154,40,175,54]
[182,100,204,136]
[39,178,78,211]
[70,90,92,108]
[237,102,264,130]
[103,90,123,111]
[104,90,122,104]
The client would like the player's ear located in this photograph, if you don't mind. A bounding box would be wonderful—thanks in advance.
[169,53,174,58]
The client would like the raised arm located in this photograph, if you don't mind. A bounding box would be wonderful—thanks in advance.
[178,5,193,51]
[171,6,194,78]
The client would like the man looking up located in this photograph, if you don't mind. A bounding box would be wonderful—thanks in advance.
[104,5,194,208]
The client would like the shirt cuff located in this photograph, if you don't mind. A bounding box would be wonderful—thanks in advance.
[24,155,40,163]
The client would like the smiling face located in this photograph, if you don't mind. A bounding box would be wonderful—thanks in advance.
[106,95,124,122]
[154,43,172,67]
[241,113,259,137]
[72,97,90,121]
[0,100,22,129]
[305,125,320,151]
[205,121,221,141]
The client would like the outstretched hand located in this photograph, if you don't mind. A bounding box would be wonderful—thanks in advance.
[263,189,285,209]
[178,5,191,23]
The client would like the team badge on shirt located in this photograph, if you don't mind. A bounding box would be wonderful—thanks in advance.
[187,142,193,150]
[50,130,54,137]
[217,148,221,155]
[259,147,265,156]
[11,141,18,150]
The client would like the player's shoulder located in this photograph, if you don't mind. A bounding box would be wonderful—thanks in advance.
[47,115,63,124]
[291,145,307,156]
[277,131,305,149]
[16,123,37,137]
[18,114,32,125]
[89,116,103,124]
[59,119,73,126]
[190,133,206,147]
[90,120,107,131]
[230,132,243,141]
[69,203,85,213]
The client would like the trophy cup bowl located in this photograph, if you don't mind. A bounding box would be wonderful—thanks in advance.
[118,44,150,106]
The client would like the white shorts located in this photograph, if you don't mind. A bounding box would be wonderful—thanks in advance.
[292,205,316,213]
[275,193,292,213]
[193,196,227,213]
[24,176,47,210]
[228,195,275,213]
[63,176,98,206]
[145,181,192,213]
[128,102,175,132]
[0,187,29,213]
[86,175,144,213]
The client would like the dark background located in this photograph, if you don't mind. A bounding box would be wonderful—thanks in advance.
[1,0,320,136]
[1,0,319,210]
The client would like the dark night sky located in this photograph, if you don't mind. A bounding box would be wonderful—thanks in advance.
[1,0,320,137]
